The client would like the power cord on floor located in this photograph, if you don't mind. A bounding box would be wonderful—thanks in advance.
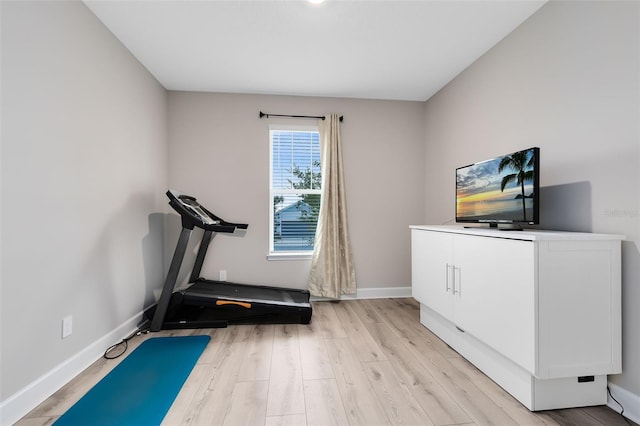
[607,385,633,426]
[103,322,150,360]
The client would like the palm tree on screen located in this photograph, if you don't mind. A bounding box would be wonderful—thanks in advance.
[498,150,535,221]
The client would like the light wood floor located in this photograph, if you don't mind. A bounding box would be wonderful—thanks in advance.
[17,298,634,426]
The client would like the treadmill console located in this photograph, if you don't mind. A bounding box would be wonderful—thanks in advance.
[166,190,248,232]
[180,197,219,226]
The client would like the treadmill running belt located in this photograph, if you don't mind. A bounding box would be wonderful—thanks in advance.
[184,280,311,306]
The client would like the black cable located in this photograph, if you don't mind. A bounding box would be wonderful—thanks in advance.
[103,322,150,360]
[607,386,633,426]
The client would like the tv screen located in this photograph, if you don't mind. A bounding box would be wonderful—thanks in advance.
[456,147,539,226]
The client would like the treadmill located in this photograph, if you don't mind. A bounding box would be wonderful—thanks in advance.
[148,190,312,332]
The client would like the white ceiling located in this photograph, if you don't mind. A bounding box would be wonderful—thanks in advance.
[84,0,546,102]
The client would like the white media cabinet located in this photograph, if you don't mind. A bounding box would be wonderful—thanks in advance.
[410,225,623,411]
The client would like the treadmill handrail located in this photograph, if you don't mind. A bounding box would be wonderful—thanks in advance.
[166,190,249,232]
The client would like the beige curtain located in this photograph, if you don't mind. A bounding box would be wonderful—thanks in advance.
[308,114,356,298]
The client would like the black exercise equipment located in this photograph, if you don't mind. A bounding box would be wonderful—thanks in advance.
[147,190,312,332]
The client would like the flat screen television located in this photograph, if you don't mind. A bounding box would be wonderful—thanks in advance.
[456,147,539,228]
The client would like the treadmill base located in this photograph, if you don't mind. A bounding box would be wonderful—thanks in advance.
[145,281,313,330]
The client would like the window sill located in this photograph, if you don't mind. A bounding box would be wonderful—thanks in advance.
[267,253,313,261]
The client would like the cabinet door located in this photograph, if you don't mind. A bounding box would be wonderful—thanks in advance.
[453,234,536,373]
[537,240,621,378]
[411,230,454,320]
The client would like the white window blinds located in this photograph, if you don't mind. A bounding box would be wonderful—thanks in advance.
[269,127,321,253]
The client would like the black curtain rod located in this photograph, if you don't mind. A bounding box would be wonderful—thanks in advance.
[259,111,343,122]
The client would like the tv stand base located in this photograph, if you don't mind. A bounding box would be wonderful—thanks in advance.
[463,224,524,230]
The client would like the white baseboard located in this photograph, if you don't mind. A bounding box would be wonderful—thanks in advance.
[349,286,412,299]
[607,382,640,424]
[0,312,145,426]
[310,285,412,301]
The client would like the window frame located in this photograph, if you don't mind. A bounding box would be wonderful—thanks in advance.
[268,123,321,260]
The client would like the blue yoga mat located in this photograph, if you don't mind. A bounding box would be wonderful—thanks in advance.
[54,335,210,426]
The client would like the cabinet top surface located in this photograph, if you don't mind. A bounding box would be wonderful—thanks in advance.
[409,225,625,241]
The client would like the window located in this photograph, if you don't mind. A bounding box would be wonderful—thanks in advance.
[269,126,321,256]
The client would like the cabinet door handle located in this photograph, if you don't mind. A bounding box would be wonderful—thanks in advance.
[453,266,461,295]
[445,264,452,292]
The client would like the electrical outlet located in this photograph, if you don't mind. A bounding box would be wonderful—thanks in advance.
[62,315,73,339]
[219,270,227,281]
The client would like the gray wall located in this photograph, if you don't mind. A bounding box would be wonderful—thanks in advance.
[1,1,168,400]
[167,92,425,291]
[423,0,640,398]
